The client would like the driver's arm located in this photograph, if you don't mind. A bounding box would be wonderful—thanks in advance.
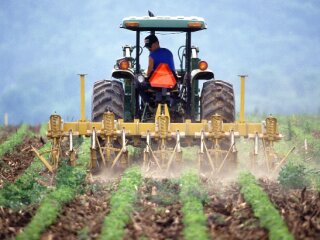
[146,56,154,77]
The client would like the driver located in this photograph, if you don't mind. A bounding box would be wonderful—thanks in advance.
[144,34,175,77]
[136,34,176,108]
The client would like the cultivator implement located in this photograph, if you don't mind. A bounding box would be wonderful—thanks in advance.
[32,75,287,175]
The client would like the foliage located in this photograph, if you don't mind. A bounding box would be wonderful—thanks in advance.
[179,171,209,240]
[16,138,90,240]
[0,124,30,158]
[278,162,310,189]
[0,142,52,208]
[99,166,142,240]
[238,172,294,240]
[144,178,180,205]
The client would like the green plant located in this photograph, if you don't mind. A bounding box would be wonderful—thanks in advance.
[179,171,209,240]
[145,178,179,205]
[278,162,310,189]
[99,166,142,240]
[239,172,294,240]
[0,142,52,208]
[0,124,30,158]
[16,138,90,240]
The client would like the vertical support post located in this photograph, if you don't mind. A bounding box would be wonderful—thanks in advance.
[134,31,141,118]
[185,31,192,119]
[239,75,248,123]
[79,74,87,122]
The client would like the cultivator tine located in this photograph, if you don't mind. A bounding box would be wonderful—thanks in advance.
[68,130,76,166]
[254,132,259,155]
[166,130,182,172]
[201,131,215,172]
[176,130,182,163]
[111,129,128,169]
[272,146,295,175]
[145,142,162,170]
[230,130,237,153]
[95,135,106,167]
[217,143,235,173]
[31,146,54,173]
[143,131,151,170]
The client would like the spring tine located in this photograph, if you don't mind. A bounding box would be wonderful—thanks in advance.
[122,128,127,152]
[230,130,237,153]
[69,130,73,152]
[91,128,96,149]
[200,130,204,154]
[177,130,181,152]
[146,130,150,153]
[254,132,259,155]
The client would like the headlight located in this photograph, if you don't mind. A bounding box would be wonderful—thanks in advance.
[137,74,145,83]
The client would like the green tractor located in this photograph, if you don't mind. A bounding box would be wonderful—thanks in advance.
[37,15,282,175]
[91,15,235,125]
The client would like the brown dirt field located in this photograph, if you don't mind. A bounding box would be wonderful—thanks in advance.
[0,205,37,239]
[40,181,116,240]
[260,178,320,240]
[0,137,44,188]
[124,178,183,240]
[204,182,268,240]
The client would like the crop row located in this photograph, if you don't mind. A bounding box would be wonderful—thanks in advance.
[0,124,31,158]
[99,166,143,240]
[16,138,90,240]
[180,171,209,240]
[5,168,299,240]
[238,171,294,240]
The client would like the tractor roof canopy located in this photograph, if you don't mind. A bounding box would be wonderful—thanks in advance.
[121,16,207,32]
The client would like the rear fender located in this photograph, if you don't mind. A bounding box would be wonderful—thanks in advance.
[191,69,214,82]
[112,69,135,80]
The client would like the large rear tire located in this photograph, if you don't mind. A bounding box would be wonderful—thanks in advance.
[91,80,125,173]
[201,80,235,122]
[200,80,236,174]
[91,80,124,121]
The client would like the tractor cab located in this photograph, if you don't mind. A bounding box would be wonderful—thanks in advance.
[111,16,214,122]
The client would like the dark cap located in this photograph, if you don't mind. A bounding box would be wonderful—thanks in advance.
[144,34,158,48]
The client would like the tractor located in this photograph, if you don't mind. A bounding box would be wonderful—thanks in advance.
[34,15,285,175]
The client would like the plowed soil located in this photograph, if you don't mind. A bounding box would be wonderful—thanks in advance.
[40,181,115,240]
[0,137,44,188]
[0,205,37,239]
[124,178,183,240]
[260,179,320,240]
[204,181,268,239]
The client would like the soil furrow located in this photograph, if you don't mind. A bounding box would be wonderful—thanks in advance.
[124,178,183,240]
[204,180,268,240]
[0,205,37,239]
[40,181,115,240]
[260,179,320,240]
[0,136,44,188]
